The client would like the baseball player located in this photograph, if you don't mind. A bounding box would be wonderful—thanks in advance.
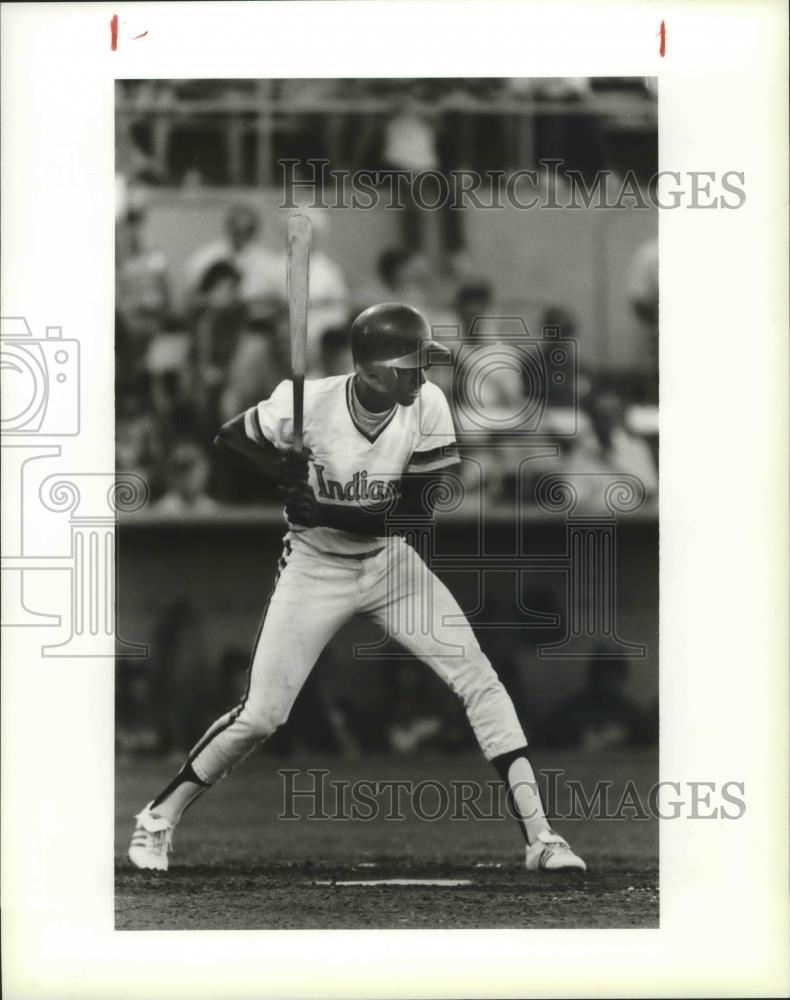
[128,303,586,874]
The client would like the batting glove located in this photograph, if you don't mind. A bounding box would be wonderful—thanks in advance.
[278,448,311,493]
[283,482,322,527]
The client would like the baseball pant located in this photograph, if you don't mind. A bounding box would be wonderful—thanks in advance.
[188,535,527,784]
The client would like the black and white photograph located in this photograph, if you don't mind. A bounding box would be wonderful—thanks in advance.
[114,75,660,929]
[1,3,787,998]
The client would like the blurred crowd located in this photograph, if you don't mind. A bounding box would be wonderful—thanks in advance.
[116,198,658,511]
[117,201,346,508]
[118,77,657,193]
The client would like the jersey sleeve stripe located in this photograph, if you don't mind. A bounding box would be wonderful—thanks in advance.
[407,444,459,466]
[406,456,460,473]
[244,406,271,447]
[405,444,460,473]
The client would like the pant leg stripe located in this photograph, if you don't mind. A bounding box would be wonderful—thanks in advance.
[189,542,290,765]
[185,706,243,768]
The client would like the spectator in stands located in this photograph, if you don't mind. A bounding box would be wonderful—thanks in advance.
[219,305,292,422]
[152,442,218,515]
[627,236,659,393]
[386,661,444,754]
[382,90,439,251]
[145,318,193,392]
[116,205,171,374]
[581,389,657,497]
[398,252,442,308]
[305,212,347,297]
[142,316,206,463]
[145,322,195,402]
[453,280,532,429]
[188,260,254,433]
[455,279,495,338]
[374,245,446,312]
[116,205,170,315]
[319,325,354,377]
[521,389,656,512]
[628,235,658,329]
[541,654,653,750]
[385,661,470,754]
[116,115,165,187]
[450,279,544,501]
[183,205,286,308]
[149,599,215,754]
[116,374,164,494]
[148,371,204,473]
[517,408,589,508]
[377,247,413,295]
[116,660,161,756]
[193,260,244,377]
[536,305,589,407]
[294,209,349,371]
[376,246,458,344]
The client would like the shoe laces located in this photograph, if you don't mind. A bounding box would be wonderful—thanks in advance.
[150,828,172,856]
[135,810,174,855]
[537,830,570,850]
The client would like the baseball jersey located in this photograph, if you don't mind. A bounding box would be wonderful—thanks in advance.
[244,375,459,556]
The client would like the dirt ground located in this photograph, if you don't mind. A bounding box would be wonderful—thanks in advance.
[115,748,658,930]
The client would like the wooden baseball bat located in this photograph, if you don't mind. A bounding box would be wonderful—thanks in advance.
[286,214,311,452]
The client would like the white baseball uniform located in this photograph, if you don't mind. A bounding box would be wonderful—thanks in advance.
[187,375,527,784]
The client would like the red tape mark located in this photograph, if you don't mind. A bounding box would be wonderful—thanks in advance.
[110,13,118,51]
[658,20,666,57]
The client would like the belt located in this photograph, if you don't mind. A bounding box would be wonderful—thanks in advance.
[318,546,385,560]
[289,528,387,561]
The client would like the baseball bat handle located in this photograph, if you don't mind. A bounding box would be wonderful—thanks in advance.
[292,374,305,452]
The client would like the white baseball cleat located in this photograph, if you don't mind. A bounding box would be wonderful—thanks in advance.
[128,803,174,871]
[525,830,587,872]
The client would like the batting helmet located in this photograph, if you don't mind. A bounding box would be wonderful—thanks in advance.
[350,303,452,369]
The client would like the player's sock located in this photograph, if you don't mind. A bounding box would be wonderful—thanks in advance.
[492,747,551,846]
[149,762,211,825]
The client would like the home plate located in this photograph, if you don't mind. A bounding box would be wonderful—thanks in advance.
[313,878,473,887]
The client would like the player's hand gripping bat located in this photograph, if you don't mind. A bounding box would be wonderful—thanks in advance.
[287,214,312,454]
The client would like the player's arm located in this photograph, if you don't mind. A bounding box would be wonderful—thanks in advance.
[214,409,307,486]
[214,411,280,477]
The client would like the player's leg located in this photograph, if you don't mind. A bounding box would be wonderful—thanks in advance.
[365,542,585,871]
[128,542,355,869]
